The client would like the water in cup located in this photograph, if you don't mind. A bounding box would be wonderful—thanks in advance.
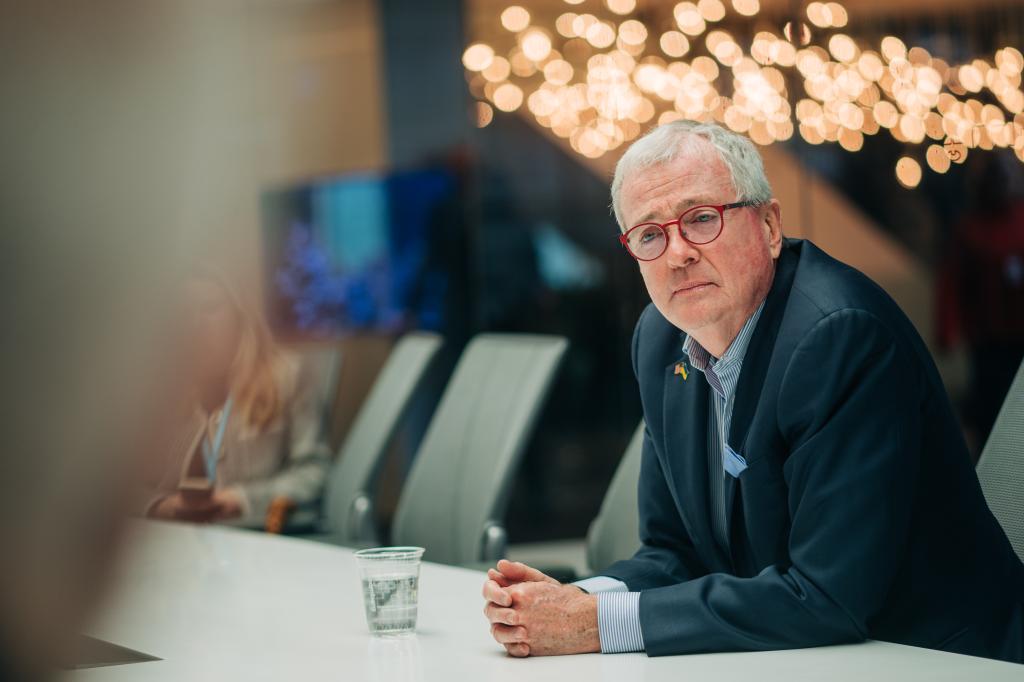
[362,574,418,634]
[354,547,424,636]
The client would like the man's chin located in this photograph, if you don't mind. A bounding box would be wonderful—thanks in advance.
[652,301,713,334]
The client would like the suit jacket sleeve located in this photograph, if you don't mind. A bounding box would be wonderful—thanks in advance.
[637,308,923,656]
[599,308,710,590]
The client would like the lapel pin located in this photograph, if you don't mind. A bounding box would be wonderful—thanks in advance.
[674,362,688,380]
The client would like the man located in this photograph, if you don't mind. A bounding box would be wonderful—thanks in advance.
[482,120,1024,663]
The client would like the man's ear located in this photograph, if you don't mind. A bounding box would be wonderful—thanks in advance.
[762,199,783,258]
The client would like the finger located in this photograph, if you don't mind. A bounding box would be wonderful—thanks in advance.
[483,603,519,626]
[482,579,511,605]
[505,643,530,658]
[496,559,558,585]
[482,580,512,607]
[490,623,527,645]
[487,568,512,587]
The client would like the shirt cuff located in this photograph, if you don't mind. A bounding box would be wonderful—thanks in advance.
[596,591,644,653]
[573,576,628,594]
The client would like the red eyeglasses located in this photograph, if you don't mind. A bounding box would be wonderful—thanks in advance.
[619,200,760,261]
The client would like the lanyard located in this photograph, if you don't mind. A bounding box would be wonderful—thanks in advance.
[201,396,233,483]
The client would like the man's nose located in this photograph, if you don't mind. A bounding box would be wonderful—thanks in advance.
[664,226,701,268]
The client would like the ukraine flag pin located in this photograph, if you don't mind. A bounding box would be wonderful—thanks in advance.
[674,362,688,380]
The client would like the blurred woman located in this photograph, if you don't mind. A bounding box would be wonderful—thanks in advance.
[144,264,330,529]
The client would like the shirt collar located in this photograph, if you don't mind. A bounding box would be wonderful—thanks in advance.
[682,298,767,392]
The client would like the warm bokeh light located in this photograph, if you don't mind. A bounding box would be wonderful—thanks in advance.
[959,64,984,93]
[881,36,907,63]
[772,41,798,67]
[692,56,720,81]
[732,0,760,17]
[500,6,530,33]
[1000,48,1024,71]
[492,82,524,112]
[698,0,727,21]
[619,20,648,46]
[521,29,553,62]
[462,43,494,71]
[509,49,537,77]
[586,21,617,49]
[476,101,494,127]
[660,31,690,58]
[895,156,922,188]
[783,21,812,47]
[606,0,637,15]
[873,101,899,128]
[838,127,864,151]
[800,122,825,144]
[899,114,926,143]
[706,30,728,53]
[829,35,858,64]
[828,3,848,27]
[482,56,511,82]
[926,143,951,173]
[925,112,944,139]
[463,0,1023,184]
[544,59,574,85]
[806,2,831,28]
[858,52,884,82]
[555,13,577,38]
[674,3,707,37]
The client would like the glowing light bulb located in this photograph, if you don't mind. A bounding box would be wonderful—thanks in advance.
[463,43,495,71]
[698,0,726,21]
[501,6,530,32]
[880,36,907,63]
[606,0,637,15]
[619,20,648,46]
[482,56,511,82]
[493,83,524,111]
[476,101,494,127]
[661,31,690,58]
[732,0,760,17]
[895,156,922,188]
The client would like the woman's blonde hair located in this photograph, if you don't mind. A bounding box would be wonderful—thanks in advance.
[189,264,294,431]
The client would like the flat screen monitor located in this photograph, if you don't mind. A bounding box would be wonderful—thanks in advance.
[261,167,455,338]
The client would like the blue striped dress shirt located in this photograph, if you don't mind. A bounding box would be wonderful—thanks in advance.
[575,299,766,653]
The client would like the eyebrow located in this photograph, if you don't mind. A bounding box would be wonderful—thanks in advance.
[635,196,717,225]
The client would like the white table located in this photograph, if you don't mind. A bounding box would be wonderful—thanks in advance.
[68,521,1023,681]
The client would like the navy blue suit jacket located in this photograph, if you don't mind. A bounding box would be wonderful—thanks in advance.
[604,239,1024,662]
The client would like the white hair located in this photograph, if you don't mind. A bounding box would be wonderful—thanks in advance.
[610,120,773,230]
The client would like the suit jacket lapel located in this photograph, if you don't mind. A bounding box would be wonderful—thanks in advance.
[663,347,729,569]
[723,242,800,549]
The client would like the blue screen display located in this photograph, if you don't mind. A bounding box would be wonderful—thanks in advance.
[262,167,455,337]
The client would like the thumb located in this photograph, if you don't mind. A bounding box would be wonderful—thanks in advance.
[496,560,559,585]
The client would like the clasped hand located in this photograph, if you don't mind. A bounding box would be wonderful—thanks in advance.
[481,559,600,657]
[150,489,243,523]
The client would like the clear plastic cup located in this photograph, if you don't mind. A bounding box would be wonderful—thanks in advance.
[354,547,425,636]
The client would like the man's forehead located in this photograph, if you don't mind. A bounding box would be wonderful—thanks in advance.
[635,142,730,186]
[622,149,734,222]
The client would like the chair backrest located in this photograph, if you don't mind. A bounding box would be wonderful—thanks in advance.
[585,421,644,574]
[391,333,568,566]
[295,345,342,425]
[976,358,1024,562]
[321,332,443,545]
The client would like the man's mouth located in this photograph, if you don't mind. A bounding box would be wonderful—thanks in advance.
[672,281,714,296]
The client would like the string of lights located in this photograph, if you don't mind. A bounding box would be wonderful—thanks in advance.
[463,0,1024,189]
